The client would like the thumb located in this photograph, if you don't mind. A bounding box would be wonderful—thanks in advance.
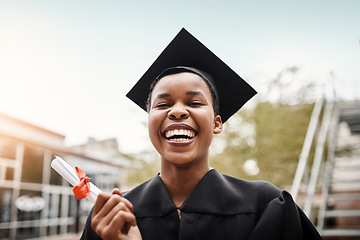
[111,188,122,196]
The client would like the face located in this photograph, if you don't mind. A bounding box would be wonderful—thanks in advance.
[148,72,222,168]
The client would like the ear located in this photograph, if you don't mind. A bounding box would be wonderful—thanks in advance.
[213,115,223,134]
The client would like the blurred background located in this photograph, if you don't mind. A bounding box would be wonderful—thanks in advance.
[0,0,359,239]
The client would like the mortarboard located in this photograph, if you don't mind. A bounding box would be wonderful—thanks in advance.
[126,28,256,123]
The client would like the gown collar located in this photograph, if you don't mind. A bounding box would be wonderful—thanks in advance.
[124,169,279,218]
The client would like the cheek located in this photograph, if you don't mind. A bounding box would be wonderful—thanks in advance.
[195,109,215,128]
[148,111,165,138]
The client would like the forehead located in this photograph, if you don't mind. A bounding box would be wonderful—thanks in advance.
[152,72,211,96]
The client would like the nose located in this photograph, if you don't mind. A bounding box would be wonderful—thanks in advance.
[168,103,189,120]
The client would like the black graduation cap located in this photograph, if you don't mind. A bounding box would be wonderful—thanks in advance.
[126,28,256,123]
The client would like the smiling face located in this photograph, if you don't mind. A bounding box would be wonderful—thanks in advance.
[148,72,222,169]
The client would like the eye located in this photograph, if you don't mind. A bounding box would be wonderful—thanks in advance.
[155,102,171,109]
[188,101,204,107]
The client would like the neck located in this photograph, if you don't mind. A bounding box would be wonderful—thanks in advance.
[160,159,210,207]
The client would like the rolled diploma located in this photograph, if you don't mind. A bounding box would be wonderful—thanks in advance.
[51,156,101,203]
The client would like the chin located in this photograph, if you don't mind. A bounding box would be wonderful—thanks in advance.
[162,151,207,169]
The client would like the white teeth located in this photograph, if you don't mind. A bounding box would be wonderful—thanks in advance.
[165,131,171,138]
[173,138,187,142]
[165,129,195,139]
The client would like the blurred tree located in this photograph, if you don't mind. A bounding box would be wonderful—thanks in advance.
[210,101,314,189]
[210,66,318,189]
[125,149,160,187]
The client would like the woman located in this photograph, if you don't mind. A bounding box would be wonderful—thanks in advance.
[81,28,322,240]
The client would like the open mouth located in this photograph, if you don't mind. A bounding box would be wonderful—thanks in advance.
[164,129,196,142]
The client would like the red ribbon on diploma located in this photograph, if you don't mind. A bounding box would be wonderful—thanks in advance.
[72,167,91,200]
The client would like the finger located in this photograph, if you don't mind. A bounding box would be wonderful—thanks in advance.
[95,194,135,225]
[111,189,134,213]
[93,201,129,237]
[98,211,136,239]
[91,192,113,231]
[101,201,131,227]
[107,195,133,213]
[111,210,137,234]
[92,191,112,215]
[95,194,126,219]
[110,190,135,235]
[118,196,134,213]
[112,188,122,196]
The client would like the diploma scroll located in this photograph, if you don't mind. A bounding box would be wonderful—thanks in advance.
[51,156,101,203]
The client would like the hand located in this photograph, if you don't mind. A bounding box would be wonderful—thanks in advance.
[91,188,142,240]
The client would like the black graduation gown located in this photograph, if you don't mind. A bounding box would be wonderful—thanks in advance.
[81,169,322,240]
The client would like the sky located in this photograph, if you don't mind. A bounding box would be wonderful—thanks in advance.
[0,0,359,153]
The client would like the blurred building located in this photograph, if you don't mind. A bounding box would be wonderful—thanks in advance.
[0,112,126,240]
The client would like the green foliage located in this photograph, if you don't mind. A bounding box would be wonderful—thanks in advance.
[125,150,161,187]
[210,102,314,189]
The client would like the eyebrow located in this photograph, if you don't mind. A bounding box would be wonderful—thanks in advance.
[155,93,171,99]
[186,90,204,96]
[155,90,204,99]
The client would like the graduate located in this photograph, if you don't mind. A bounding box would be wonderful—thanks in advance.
[81,28,322,240]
